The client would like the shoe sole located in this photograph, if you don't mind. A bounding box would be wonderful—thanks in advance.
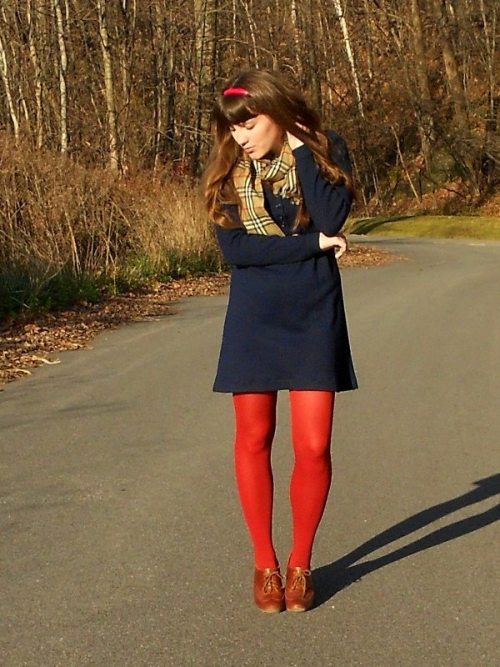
[256,604,285,613]
[285,596,314,613]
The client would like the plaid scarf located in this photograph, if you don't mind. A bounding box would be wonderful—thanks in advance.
[232,138,302,236]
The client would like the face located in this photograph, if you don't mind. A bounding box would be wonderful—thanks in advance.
[229,114,284,160]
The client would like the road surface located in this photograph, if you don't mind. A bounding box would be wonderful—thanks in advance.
[1,237,499,666]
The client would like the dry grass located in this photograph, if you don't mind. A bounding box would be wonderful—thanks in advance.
[0,137,220,318]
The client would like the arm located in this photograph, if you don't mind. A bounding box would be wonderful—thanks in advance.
[214,212,321,267]
[292,130,353,236]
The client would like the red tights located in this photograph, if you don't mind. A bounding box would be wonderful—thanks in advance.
[232,390,335,570]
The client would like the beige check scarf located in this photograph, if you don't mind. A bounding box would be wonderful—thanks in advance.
[231,138,302,236]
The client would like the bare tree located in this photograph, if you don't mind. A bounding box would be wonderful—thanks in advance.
[290,0,304,83]
[27,0,44,149]
[332,0,365,119]
[117,0,137,168]
[409,0,435,169]
[431,0,470,132]
[53,0,69,153]
[0,0,494,204]
[0,22,19,142]
[97,0,120,172]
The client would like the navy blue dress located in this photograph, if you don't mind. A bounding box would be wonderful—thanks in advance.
[212,129,358,393]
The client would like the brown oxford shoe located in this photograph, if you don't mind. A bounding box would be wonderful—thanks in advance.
[253,567,285,613]
[285,565,315,612]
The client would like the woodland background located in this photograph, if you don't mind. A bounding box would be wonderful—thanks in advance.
[0,0,498,317]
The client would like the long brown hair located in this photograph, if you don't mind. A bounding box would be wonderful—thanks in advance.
[201,68,355,231]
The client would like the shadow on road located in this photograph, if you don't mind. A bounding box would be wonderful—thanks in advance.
[314,473,500,606]
[350,215,416,234]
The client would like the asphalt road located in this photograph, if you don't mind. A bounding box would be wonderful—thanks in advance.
[1,237,499,667]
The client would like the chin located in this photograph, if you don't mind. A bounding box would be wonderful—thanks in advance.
[259,149,275,160]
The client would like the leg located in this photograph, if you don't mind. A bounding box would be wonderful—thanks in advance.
[288,390,335,569]
[232,391,278,569]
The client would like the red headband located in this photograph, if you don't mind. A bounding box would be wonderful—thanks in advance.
[223,87,250,97]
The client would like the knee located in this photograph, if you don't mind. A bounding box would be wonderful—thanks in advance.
[235,423,274,455]
[293,436,331,467]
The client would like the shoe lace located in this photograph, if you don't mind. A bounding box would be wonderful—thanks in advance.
[290,569,311,593]
[263,570,283,593]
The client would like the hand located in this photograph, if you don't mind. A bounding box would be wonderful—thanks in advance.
[286,131,304,150]
[319,232,348,259]
[286,123,314,151]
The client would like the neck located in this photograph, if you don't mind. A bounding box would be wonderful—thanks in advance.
[263,138,285,161]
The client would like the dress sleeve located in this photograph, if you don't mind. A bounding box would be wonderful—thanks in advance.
[292,129,353,236]
[214,205,321,267]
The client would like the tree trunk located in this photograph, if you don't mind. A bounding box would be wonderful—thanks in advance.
[0,28,19,142]
[193,0,216,174]
[241,0,259,66]
[362,0,374,80]
[117,0,137,168]
[290,0,304,83]
[432,0,478,192]
[332,0,365,119]
[409,0,434,169]
[27,0,44,149]
[432,0,469,133]
[53,0,69,153]
[479,0,498,185]
[317,9,335,114]
[165,18,176,157]
[150,2,172,173]
[97,0,120,172]
[307,0,321,111]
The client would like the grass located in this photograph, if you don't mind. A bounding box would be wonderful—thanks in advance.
[345,215,500,240]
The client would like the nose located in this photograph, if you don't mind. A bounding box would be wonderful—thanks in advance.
[233,127,249,147]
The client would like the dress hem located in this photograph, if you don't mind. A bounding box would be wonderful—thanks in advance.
[212,381,358,394]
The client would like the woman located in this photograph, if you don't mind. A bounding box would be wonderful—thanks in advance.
[202,68,358,613]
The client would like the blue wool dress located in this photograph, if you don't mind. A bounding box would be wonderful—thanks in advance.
[212,129,358,393]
